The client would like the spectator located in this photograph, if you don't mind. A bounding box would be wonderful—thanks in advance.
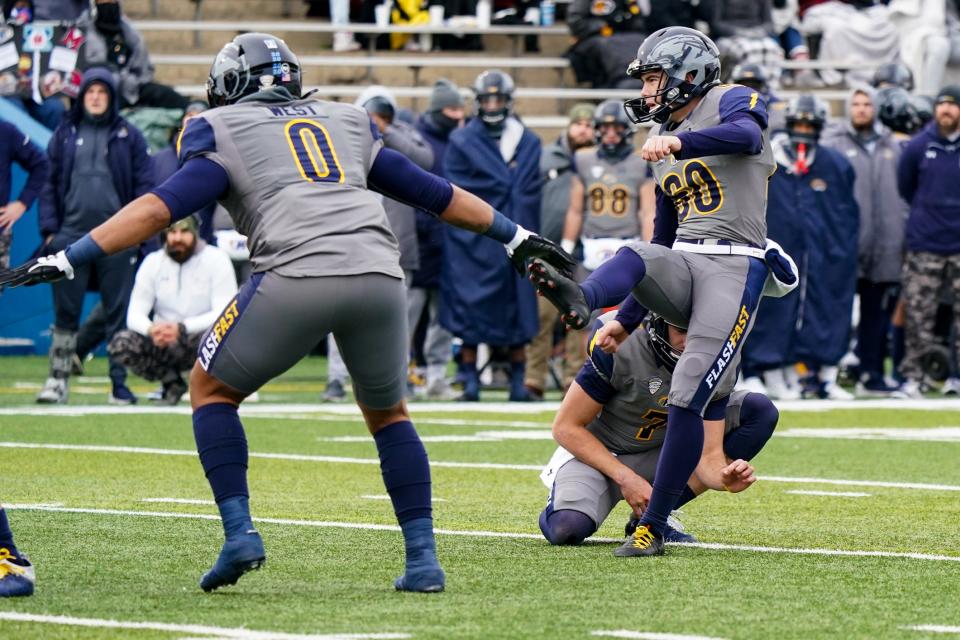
[1,1,69,129]
[323,86,435,402]
[36,67,153,404]
[524,102,594,400]
[800,1,899,86]
[330,0,360,51]
[711,0,786,89]
[888,0,950,98]
[896,85,960,397]
[742,95,860,400]
[31,0,85,20]
[0,120,48,294]
[412,79,465,399]
[442,70,541,401]
[566,0,648,89]
[76,0,188,109]
[108,217,237,405]
[821,85,909,397]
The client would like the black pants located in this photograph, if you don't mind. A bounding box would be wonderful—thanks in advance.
[51,244,137,385]
[855,279,898,379]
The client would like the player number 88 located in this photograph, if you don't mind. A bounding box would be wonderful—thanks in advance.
[588,184,630,217]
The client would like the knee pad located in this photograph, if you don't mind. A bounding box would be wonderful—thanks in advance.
[539,509,596,546]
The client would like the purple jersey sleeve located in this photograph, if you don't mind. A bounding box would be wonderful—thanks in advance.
[574,318,617,404]
[676,85,767,159]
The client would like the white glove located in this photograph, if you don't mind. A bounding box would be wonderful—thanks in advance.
[762,238,798,298]
[30,250,75,281]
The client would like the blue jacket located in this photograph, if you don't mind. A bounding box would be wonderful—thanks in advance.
[440,117,542,345]
[0,120,48,210]
[38,67,153,236]
[897,121,960,254]
[412,114,453,289]
[744,142,860,370]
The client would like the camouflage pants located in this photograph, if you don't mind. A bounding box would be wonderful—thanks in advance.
[900,251,960,380]
[107,329,202,383]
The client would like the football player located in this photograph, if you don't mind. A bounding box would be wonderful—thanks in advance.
[0,505,33,597]
[538,312,777,548]
[528,26,796,556]
[0,33,573,593]
[560,100,653,274]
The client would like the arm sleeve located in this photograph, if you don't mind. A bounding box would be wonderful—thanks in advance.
[574,318,618,404]
[11,128,48,209]
[614,294,648,333]
[676,86,767,159]
[897,139,921,204]
[367,147,454,216]
[183,249,239,335]
[151,158,230,222]
[651,185,678,247]
[126,255,157,336]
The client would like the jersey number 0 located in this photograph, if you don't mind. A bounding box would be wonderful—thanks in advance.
[284,119,345,184]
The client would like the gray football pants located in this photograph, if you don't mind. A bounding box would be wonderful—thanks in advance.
[201,271,408,409]
[625,242,768,413]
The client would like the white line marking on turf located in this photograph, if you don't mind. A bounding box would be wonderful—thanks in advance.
[359,495,447,503]
[3,441,959,492]
[778,427,960,442]
[0,612,410,640]
[785,490,871,498]
[591,631,727,640]
[142,498,216,505]
[906,625,960,634]
[320,430,554,443]
[8,503,960,563]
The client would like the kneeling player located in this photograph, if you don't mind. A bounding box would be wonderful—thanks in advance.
[538,313,778,552]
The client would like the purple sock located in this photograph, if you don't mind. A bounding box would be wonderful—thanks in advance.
[374,421,432,524]
[192,403,249,504]
[580,248,647,309]
[0,507,20,558]
[724,393,779,461]
[640,405,704,536]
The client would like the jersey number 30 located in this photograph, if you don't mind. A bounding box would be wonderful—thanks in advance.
[284,119,345,184]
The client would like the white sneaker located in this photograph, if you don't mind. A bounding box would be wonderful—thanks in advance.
[425,378,459,401]
[36,377,67,404]
[763,368,801,400]
[900,379,924,399]
[737,376,767,395]
[942,377,960,396]
[823,382,854,400]
[332,32,360,52]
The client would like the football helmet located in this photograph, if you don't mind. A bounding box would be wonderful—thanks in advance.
[623,26,721,124]
[207,33,302,107]
[784,93,828,145]
[472,69,515,126]
[646,314,684,372]
[730,62,769,95]
[871,62,914,92]
[877,86,931,135]
[593,100,634,157]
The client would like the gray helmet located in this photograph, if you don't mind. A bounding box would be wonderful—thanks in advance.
[473,69,515,126]
[206,33,302,107]
[785,93,828,147]
[593,99,634,156]
[623,26,721,124]
[730,62,769,95]
[872,62,914,92]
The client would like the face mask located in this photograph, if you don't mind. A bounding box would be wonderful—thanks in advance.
[430,111,460,132]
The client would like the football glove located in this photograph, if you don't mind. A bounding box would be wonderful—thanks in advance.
[508,232,576,278]
[0,250,74,288]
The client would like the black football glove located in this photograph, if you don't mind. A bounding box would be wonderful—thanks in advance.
[0,250,75,288]
[527,258,590,330]
[508,232,576,278]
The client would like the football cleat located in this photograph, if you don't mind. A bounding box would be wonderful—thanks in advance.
[614,523,664,557]
[0,549,35,597]
[200,531,265,592]
[394,566,445,593]
[527,259,590,330]
[36,377,68,404]
[625,514,697,543]
[323,379,347,403]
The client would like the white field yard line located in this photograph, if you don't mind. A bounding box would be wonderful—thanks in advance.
[143,498,216,505]
[8,397,960,417]
[0,612,410,640]
[784,490,871,497]
[359,495,447,502]
[8,503,960,563]
[2,441,960,492]
[592,632,727,640]
[906,625,960,634]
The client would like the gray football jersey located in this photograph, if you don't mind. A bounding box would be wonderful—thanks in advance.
[584,312,736,454]
[575,148,647,239]
[650,84,775,248]
[179,96,403,279]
